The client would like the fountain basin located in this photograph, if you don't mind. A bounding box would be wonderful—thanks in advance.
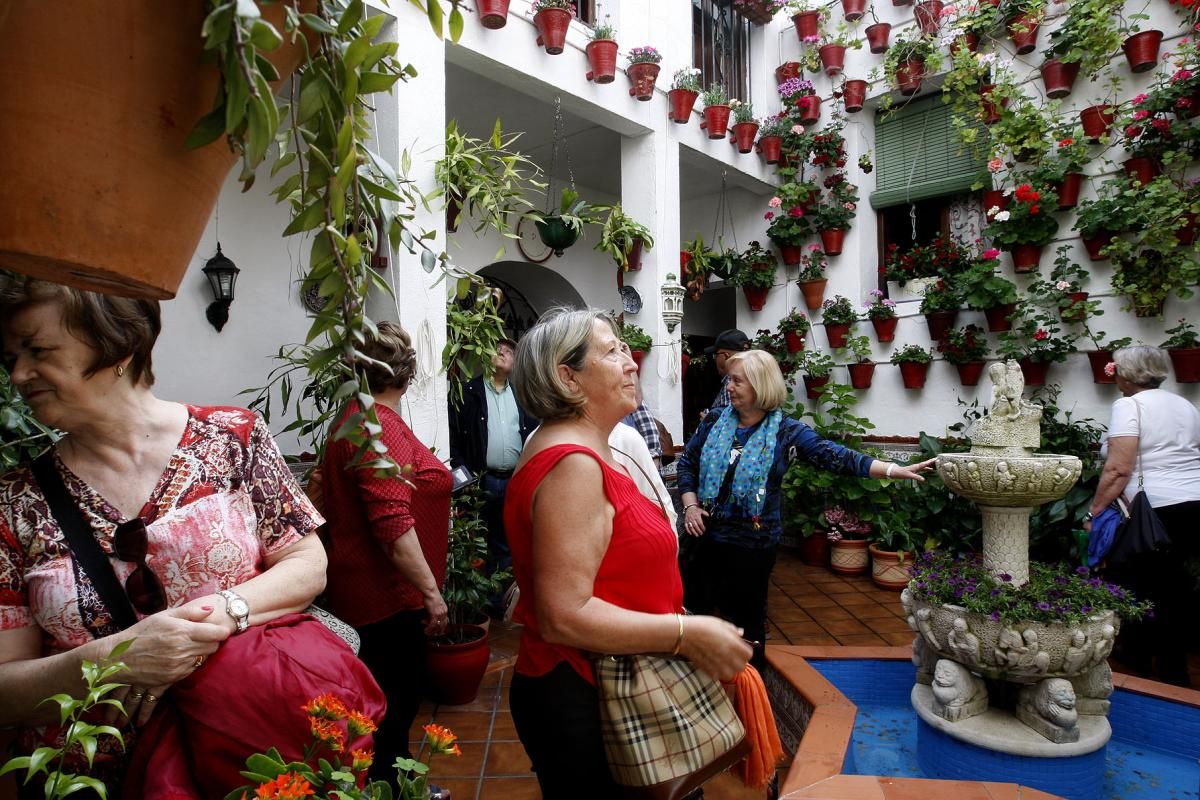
[936,453,1083,507]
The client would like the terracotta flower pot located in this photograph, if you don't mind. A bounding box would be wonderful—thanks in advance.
[869,544,912,590]
[800,531,830,566]
[797,94,821,125]
[925,310,959,343]
[983,303,1016,332]
[819,44,847,76]
[830,538,870,576]
[799,278,827,310]
[1123,156,1160,186]
[427,624,491,705]
[1010,243,1044,273]
[1006,12,1039,55]
[956,361,987,386]
[825,322,852,349]
[780,243,803,266]
[0,1,314,298]
[914,0,944,35]
[743,285,770,311]
[1055,172,1083,210]
[1123,30,1163,73]
[842,0,868,20]
[1061,291,1088,322]
[792,10,821,40]
[820,228,847,256]
[701,105,731,139]
[1081,231,1114,261]
[775,61,803,84]
[731,121,760,153]
[446,193,463,234]
[758,135,783,164]
[625,238,645,272]
[979,83,1005,125]
[668,88,699,123]
[892,0,914,5]
[843,79,868,113]
[894,59,925,95]
[949,33,978,56]
[475,0,511,28]
[785,331,807,353]
[1018,358,1050,386]
[898,361,930,389]
[866,22,892,53]
[631,349,645,372]
[871,316,898,342]
[848,362,876,389]
[804,374,831,400]
[1080,104,1115,141]
[1040,59,1080,99]
[534,8,572,54]
[1087,350,1116,384]
[681,352,690,381]
[1168,348,1200,383]
[982,189,1008,219]
[585,39,618,83]
[626,62,660,100]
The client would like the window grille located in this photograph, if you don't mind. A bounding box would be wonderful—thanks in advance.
[692,0,753,103]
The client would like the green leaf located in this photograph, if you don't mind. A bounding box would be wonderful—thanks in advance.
[337,0,365,36]
[246,752,288,779]
[301,12,337,34]
[358,71,400,94]
[449,7,464,42]
[283,200,326,236]
[426,0,444,37]
[421,249,436,272]
[245,96,272,166]
[186,104,228,150]
[248,19,283,50]
[234,0,261,18]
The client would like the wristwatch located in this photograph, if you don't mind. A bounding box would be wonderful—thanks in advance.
[218,589,250,633]
[1083,511,1095,521]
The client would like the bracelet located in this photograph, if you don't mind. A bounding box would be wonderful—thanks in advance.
[886,463,897,478]
[670,613,685,656]
[682,503,699,513]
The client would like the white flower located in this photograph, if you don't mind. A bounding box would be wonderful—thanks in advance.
[993,210,1011,222]
[792,124,805,134]
[977,53,996,65]
[1056,280,1071,290]
[987,205,1000,215]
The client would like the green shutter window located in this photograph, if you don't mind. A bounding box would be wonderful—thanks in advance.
[870,97,986,209]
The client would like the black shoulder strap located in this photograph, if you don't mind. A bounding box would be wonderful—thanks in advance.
[31,454,139,631]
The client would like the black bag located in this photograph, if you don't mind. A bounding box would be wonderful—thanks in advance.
[1106,398,1171,565]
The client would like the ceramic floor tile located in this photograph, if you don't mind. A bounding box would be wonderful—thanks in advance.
[478,777,541,800]
[785,632,841,646]
[776,620,827,638]
[483,740,534,776]
[835,592,880,607]
[834,633,890,647]
[430,711,495,741]
[431,778,479,800]
[819,619,874,636]
[433,741,488,778]
[769,604,816,622]
[789,594,842,609]
[807,606,855,622]
[850,602,900,619]
[490,711,518,740]
[867,616,919,635]
[820,582,865,595]
[882,631,919,646]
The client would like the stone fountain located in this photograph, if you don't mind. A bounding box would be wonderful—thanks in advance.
[903,361,1116,797]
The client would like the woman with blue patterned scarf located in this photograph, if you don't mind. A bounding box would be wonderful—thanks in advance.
[677,350,935,668]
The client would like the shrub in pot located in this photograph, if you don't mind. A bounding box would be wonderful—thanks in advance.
[779,307,812,353]
[534,187,600,257]
[942,324,991,386]
[840,335,877,389]
[1161,319,1200,383]
[796,244,829,310]
[919,280,962,344]
[883,35,942,97]
[954,253,1018,332]
[892,344,933,389]
[668,67,702,123]
[799,349,835,399]
[584,18,619,82]
[700,83,732,139]
[983,181,1059,272]
[594,203,654,271]
[864,289,899,341]
[824,505,873,575]
[821,294,860,348]
[625,46,662,100]
[437,120,545,238]
[619,320,653,371]
[728,100,760,153]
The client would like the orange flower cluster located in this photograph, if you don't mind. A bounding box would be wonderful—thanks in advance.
[302,693,349,720]
[350,748,374,772]
[253,773,315,799]
[422,723,463,757]
[309,717,346,753]
[347,710,377,737]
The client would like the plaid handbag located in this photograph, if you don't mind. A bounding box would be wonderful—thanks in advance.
[595,653,751,800]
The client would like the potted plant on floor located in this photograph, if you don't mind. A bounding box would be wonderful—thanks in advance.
[626,46,663,101]
[821,294,860,348]
[668,67,703,123]
[840,335,877,389]
[1161,319,1200,383]
[824,505,873,575]
[531,0,576,54]
[983,181,1060,272]
[729,100,761,153]
[996,310,1078,386]
[869,504,926,590]
[883,35,942,97]
[798,349,835,399]
[919,279,962,344]
[585,17,619,82]
[796,244,829,310]
[437,120,545,236]
[700,84,732,139]
[955,251,1018,331]
[779,308,812,352]
[864,289,898,341]
[619,320,653,372]
[595,204,654,271]
[942,324,991,386]
[729,244,778,311]
[892,344,934,388]
[534,187,599,256]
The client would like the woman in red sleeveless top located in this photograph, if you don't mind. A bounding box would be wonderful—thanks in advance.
[505,308,751,799]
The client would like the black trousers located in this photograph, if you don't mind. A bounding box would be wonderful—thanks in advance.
[510,663,621,800]
[480,471,513,576]
[1107,499,1200,686]
[355,608,427,782]
[681,535,777,670]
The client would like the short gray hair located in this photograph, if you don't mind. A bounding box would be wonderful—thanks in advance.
[727,350,787,411]
[1113,345,1170,388]
[512,307,620,421]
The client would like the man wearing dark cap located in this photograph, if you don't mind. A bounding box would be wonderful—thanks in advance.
[704,328,751,418]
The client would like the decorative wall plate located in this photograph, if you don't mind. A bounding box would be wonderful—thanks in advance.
[516,216,553,263]
[301,281,329,313]
[619,285,642,314]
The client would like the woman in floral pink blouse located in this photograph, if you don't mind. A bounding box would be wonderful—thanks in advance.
[0,277,328,792]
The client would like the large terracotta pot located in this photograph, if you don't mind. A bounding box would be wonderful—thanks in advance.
[731,121,760,153]
[426,624,491,705]
[627,62,660,100]
[1055,172,1083,210]
[1040,59,1080,99]
[475,0,511,29]
[758,135,783,164]
[894,59,925,95]
[792,10,821,40]
[1010,243,1044,273]
[1123,30,1163,73]
[668,89,699,123]
[1080,104,1115,141]
[702,105,732,138]
[955,360,987,386]
[0,1,313,299]
[866,22,892,53]
[1018,357,1050,386]
[1006,12,1039,54]
[819,44,847,76]
[871,316,898,342]
[799,532,830,567]
[775,61,803,84]
[1168,348,1200,383]
[843,79,868,113]
[848,362,876,389]
[785,330,807,353]
[742,285,770,311]
[820,228,847,256]
[830,538,870,576]
[804,374,831,400]
[868,544,912,590]
[914,0,944,35]
[1123,156,1160,186]
[534,8,572,54]
[842,0,868,20]
[585,39,619,83]
[825,322,852,349]
[983,303,1016,332]
[1087,350,1115,384]
[797,95,821,125]
[799,278,827,310]
[898,361,930,389]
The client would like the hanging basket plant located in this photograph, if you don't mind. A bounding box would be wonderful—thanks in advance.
[535,188,597,257]
[1122,29,1163,73]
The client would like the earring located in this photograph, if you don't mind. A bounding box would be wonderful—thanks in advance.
[115,364,126,378]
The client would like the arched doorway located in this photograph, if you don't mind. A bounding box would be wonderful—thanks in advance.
[477,261,585,339]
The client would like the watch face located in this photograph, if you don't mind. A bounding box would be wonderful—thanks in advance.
[229,597,250,616]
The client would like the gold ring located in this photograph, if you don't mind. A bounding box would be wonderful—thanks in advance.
[128,690,145,701]
[193,655,206,669]
[145,694,158,704]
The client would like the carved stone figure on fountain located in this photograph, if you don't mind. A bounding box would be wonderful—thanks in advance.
[1017,679,1080,743]
[1070,662,1114,716]
[916,607,939,649]
[913,636,938,685]
[970,360,1043,454]
[995,461,1015,491]
[995,626,1030,669]
[1093,624,1116,662]
[931,659,989,722]
[947,617,982,668]
[1062,629,1092,675]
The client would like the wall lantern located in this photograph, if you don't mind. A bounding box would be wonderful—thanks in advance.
[661,273,685,333]
[201,243,240,332]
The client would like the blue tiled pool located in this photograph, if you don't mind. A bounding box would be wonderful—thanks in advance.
[809,659,1200,800]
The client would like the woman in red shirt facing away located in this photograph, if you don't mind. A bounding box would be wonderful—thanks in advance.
[319,321,451,784]
[505,308,751,799]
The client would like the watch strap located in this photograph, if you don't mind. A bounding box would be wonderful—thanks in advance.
[218,588,249,632]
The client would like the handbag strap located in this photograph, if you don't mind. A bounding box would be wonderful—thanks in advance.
[31,454,140,631]
[1131,397,1145,490]
[610,444,669,520]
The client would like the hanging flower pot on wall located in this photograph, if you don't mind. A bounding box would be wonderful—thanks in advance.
[1018,358,1050,386]
[1123,156,1160,186]
[824,322,852,348]
[984,303,1016,332]
[792,10,820,40]
[1060,291,1089,322]
[1056,173,1083,210]
[819,44,847,76]
[848,362,876,389]
[871,316,898,342]
[1087,350,1116,384]
[1123,30,1164,73]
[1006,12,1039,54]
[983,189,1008,219]
[785,331,807,353]
[865,23,892,53]
[1040,59,1080,99]
[475,0,511,29]
[1168,347,1200,383]
[627,62,660,100]
[820,228,847,255]
[1080,104,1114,141]
[799,278,828,310]
[668,89,699,123]
[585,39,619,83]
[776,61,803,84]
[894,59,925,95]
[843,79,868,113]
[925,310,958,343]
[630,349,646,372]
[914,0,944,36]
[779,243,803,265]
[949,32,978,55]
[758,135,783,163]
[804,374,831,399]
[1010,243,1044,273]
[701,104,731,139]
[731,121,760,153]
[743,285,770,311]
[956,361,987,386]
[797,95,821,125]
[535,216,580,256]
[533,8,572,54]
[842,0,867,20]
[898,361,930,389]
[1081,231,1114,261]
[979,83,1005,125]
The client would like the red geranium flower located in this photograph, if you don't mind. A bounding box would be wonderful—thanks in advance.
[1033,329,1049,341]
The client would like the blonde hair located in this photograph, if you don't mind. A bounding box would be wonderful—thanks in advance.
[1113,345,1170,388]
[512,307,619,421]
[360,321,417,393]
[727,350,787,411]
